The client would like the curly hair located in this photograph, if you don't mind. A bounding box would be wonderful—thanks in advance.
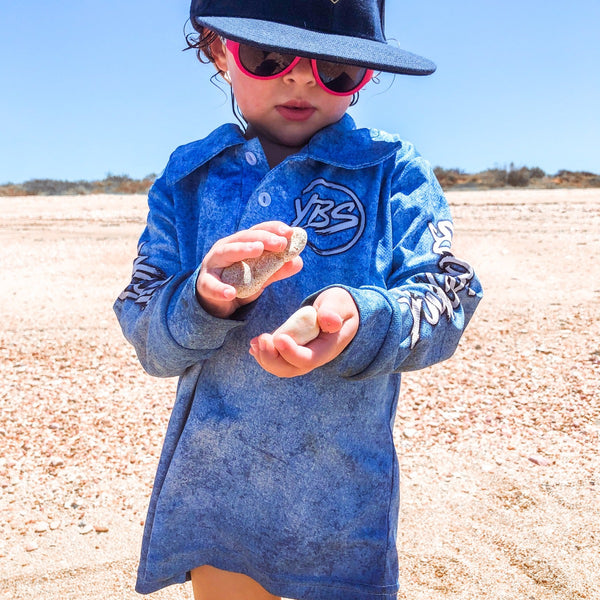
[185,21,219,65]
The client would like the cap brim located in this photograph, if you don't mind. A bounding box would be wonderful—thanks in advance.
[193,16,436,76]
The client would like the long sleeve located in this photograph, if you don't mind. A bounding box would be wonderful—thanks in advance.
[317,156,482,379]
[113,175,245,378]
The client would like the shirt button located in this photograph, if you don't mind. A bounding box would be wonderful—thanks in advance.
[258,192,272,207]
[245,151,257,166]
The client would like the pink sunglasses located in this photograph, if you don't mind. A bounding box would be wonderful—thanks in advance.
[225,39,373,96]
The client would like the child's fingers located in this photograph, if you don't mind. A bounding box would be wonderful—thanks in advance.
[271,333,323,372]
[196,270,237,302]
[273,322,357,372]
[260,334,282,360]
[206,224,294,267]
[313,287,359,333]
[262,256,304,287]
[249,221,293,237]
[250,333,309,378]
[316,306,344,334]
[208,240,265,268]
[208,232,288,267]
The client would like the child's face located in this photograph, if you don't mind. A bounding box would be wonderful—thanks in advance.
[212,38,353,151]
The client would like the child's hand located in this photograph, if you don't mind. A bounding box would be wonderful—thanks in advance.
[249,287,359,378]
[196,222,303,318]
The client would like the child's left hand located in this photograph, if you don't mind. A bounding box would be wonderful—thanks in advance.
[249,287,359,378]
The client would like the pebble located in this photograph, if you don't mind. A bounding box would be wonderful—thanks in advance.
[24,541,39,552]
[93,525,109,533]
[49,456,64,467]
[528,455,551,467]
[273,306,320,346]
[33,521,49,533]
[402,428,417,439]
[80,524,95,535]
[222,227,307,298]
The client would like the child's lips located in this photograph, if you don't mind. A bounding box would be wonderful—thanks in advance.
[276,102,316,121]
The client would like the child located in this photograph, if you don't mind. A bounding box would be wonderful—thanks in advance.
[114,1,482,599]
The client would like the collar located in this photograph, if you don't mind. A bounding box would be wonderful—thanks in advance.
[305,113,404,169]
[166,114,405,184]
[165,123,247,185]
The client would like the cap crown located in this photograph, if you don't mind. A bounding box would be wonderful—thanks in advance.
[190,0,387,43]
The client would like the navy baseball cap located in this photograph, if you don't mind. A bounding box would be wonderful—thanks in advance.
[190,0,436,76]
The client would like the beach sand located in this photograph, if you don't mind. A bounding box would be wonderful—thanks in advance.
[1,188,598,599]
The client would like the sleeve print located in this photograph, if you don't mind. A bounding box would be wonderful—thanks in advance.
[392,220,478,350]
[118,242,173,307]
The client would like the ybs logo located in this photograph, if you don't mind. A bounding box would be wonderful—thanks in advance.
[291,178,366,256]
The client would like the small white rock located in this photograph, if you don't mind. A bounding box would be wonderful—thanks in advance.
[273,306,320,346]
[528,455,551,467]
[79,524,94,535]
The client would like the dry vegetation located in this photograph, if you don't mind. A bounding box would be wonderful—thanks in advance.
[0,174,156,197]
[433,166,600,190]
[0,189,599,600]
[1,166,599,197]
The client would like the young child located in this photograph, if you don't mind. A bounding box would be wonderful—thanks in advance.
[114,1,482,599]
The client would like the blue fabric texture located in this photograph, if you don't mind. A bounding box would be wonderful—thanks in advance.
[114,114,482,599]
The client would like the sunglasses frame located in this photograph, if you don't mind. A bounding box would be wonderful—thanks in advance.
[225,39,373,97]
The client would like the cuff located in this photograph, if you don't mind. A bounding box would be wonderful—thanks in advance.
[166,266,246,351]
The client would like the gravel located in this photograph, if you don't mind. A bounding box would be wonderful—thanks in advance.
[1,189,598,599]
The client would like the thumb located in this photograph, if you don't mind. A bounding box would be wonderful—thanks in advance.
[316,306,343,334]
[313,287,359,334]
[314,292,346,333]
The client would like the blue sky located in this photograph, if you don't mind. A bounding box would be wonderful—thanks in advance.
[1,0,599,184]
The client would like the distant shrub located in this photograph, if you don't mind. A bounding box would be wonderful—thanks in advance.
[478,168,507,188]
[20,179,97,195]
[433,167,465,188]
[507,167,530,187]
[553,170,600,188]
[529,167,546,179]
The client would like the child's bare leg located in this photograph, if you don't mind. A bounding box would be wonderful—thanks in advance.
[190,565,281,600]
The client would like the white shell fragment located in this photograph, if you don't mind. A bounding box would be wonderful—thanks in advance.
[221,227,307,298]
[273,305,320,346]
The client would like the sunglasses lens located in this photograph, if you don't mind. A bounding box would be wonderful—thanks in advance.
[237,44,295,77]
[316,61,368,94]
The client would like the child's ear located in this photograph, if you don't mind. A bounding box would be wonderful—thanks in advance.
[210,35,228,76]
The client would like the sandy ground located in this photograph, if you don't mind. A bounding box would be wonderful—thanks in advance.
[0,188,599,600]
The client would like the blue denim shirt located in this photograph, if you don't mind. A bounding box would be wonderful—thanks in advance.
[114,114,482,599]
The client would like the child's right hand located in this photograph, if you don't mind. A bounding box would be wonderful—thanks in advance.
[196,222,303,318]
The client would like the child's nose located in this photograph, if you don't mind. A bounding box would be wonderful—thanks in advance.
[284,58,316,87]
